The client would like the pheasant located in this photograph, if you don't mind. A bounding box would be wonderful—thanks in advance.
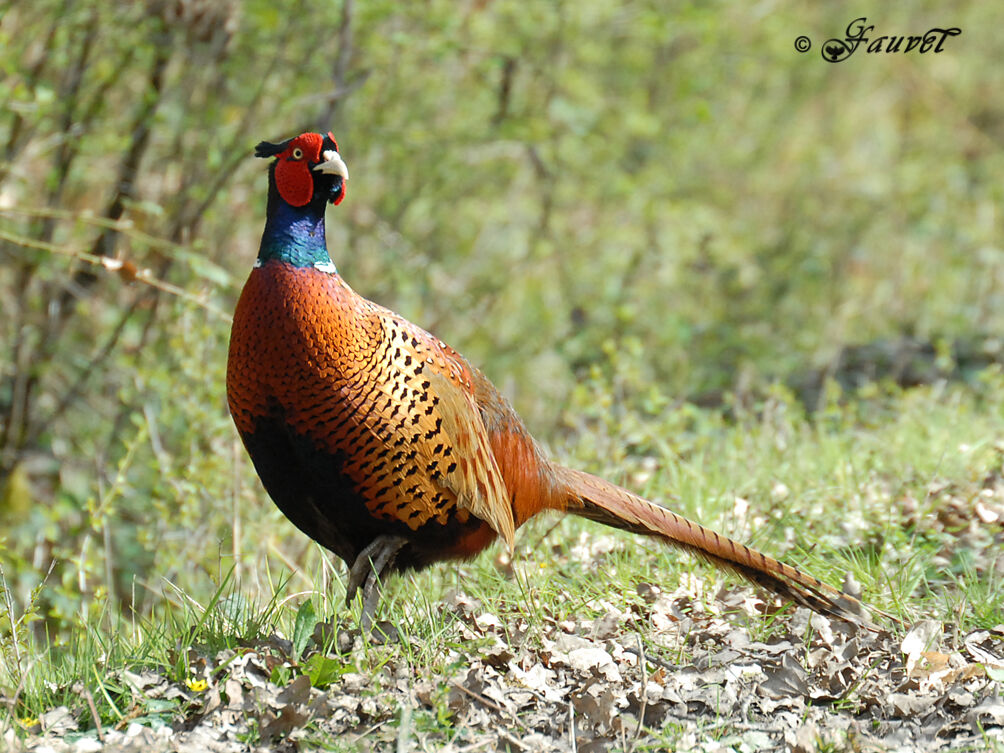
[227,131,867,630]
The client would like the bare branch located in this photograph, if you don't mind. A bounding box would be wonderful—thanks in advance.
[316,0,354,130]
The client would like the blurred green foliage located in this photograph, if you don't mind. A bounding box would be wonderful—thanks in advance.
[0,0,1001,651]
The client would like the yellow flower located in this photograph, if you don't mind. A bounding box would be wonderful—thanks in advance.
[185,677,208,692]
[18,716,38,729]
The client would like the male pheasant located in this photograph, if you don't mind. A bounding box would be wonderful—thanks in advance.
[227,132,867,629]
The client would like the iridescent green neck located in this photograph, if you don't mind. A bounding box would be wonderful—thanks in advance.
[257,200,335,270]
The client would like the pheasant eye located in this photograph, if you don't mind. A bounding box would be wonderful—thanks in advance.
[292,147,304,160]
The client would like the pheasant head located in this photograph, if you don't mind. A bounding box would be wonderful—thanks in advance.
[254,131,348,268]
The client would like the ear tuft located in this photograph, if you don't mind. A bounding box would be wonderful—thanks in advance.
[255,138,292,158]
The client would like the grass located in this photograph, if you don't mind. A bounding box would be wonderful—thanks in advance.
[2,371,1003,748]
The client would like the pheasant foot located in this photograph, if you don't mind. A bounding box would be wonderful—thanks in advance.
[345,535,408,632]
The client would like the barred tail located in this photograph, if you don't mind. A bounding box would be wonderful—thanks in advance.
[560,467,870,624]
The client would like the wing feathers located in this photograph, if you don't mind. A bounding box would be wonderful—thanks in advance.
[427,370,516,549]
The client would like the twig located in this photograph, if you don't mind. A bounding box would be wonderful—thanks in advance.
[0,0,70,181]
[0,207,194,251]
[348,719,387,744]
[568,700,576,752]
[78,684,104,742]
[497,730,529,751]
[623,644,678,671]
[113,704,146,731]
[628,634,647,753]
[0,229,231,321]
[456,741,494,753]
[528,516,565,552]
[449,680,530,733]
[23,295,138,449]
[47,28,172,338]
[317,0,355,130]
[47,8,100,209]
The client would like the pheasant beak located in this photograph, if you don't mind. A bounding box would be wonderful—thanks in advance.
[313,150,349,180]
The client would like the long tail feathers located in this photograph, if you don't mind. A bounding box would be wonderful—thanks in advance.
[560,467,873,626]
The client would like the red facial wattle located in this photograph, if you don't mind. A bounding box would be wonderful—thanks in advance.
[274,133,324,207]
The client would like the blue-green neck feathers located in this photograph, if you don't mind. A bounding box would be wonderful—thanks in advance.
[258,200,335,270]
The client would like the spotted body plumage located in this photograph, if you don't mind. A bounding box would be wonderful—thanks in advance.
[227,132,873,629]
[228,261,537,571]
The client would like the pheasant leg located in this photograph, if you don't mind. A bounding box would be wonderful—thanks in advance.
[345,535,408,630]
